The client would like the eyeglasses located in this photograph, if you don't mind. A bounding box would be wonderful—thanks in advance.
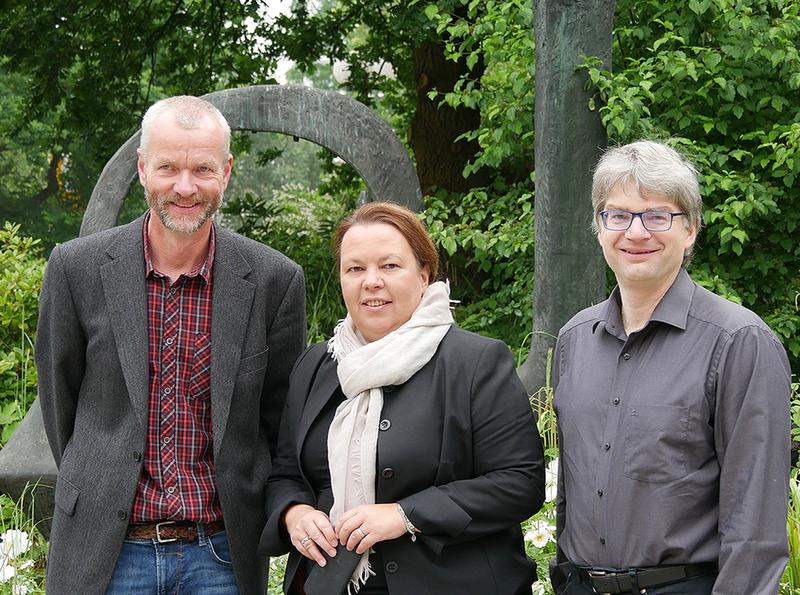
[599,210,687,232]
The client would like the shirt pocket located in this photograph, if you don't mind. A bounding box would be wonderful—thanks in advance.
[188,333,212,400]
[622,404,689,483]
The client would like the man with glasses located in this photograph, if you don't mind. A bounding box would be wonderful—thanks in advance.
[550,140,791,594]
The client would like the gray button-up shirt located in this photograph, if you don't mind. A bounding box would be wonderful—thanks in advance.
[553,269,791,594]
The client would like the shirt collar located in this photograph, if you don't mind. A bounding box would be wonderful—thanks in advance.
[648,268,693,330]
[595,268,694,337]
[142,211,216,284]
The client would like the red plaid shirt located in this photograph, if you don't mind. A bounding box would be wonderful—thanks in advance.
[131,214,222,523]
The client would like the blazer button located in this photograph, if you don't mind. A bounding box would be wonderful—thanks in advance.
[133,451,142,462]
[117,510,128,520]
[385,561,399,573]
[381,467,395,479]
[379,419,391,431]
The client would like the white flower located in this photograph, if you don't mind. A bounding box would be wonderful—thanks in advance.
[331,156,345,167]
[0,560,15,582]
[0,531,30,560]
[11,581,29,595]
[545,458,559,503]
[524,520,556,548]
[531,581,546,595]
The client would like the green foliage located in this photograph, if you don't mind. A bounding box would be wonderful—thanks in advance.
[792,382,800,448]
[784,403,800,595]
[583,0,800,368]
[784,468,800,593]
[410,0,537,355]
[0,0,282,249]
[222,183,351,343]
[0,223,44,445]
[423,182,533,355]
[420,0,535,178]
[267,554,288,595]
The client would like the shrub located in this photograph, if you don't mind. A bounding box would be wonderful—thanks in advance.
[222,183,351,343]
[0,222,45,445]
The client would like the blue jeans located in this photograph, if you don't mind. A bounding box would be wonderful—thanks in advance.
[106,526,239,594]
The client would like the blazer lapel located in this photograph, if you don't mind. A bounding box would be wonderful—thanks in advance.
[210,229,255,458]
[296,355,340,456]
[100,217,149,429]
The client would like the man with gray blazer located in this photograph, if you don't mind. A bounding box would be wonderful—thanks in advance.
[35,95,306,594]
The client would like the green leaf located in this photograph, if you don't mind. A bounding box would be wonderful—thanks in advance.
[731,229,748,243]
[423,4,440,20]
[442,236,458,256]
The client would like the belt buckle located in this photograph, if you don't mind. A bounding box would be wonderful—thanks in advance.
[155,520,178,543]
[586,570,610,595]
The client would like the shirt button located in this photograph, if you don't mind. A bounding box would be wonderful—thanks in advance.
[597,489,603,497]
[600,538,606,545]
[165,337,174,346]
[169,287,176,295]
[379,419,391,431]
[385,561,399,573]
[117,510,128,520]
[167,486,175,494]
[163,436,171,444]
[603,443,610,451]
[164,387,172,395]
[622,353,631,360]
[381,468,395,479]
[133,451,142,462]
[613,397,620,405]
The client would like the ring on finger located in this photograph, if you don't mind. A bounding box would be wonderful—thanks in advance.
[300,536,312,547]
[356,527,366,538]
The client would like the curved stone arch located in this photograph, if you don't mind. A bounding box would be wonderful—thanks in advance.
[0,86,422,536]
[80,84,422,236]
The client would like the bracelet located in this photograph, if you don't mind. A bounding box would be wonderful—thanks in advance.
[396,504,419,542]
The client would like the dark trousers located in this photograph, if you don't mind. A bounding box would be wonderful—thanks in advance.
[558,572,715,595]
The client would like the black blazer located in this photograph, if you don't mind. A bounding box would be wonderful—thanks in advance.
[262,326,545,594]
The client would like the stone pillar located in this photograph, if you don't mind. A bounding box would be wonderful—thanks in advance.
[518,0,615,393]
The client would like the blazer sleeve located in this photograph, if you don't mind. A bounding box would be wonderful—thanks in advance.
[260,344,324,555]
[261,264,306,463]
[34,245,86,465]
[398,339,545,553]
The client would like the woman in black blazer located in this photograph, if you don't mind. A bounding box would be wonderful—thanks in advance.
[261,202,545,594]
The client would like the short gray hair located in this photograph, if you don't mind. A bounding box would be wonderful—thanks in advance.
[139,95,231,158]
[591,140,703,235]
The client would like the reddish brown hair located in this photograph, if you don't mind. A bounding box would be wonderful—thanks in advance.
[332,202,439,280]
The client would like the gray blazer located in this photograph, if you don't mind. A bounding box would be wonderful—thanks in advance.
[35,215,306,595]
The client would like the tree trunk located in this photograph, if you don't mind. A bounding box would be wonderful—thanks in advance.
[409,40,489,195]
[518,0,616,394]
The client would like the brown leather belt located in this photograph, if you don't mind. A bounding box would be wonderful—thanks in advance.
[126,519,225,543]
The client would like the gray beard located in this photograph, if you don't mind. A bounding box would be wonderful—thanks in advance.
[145,188,222,234]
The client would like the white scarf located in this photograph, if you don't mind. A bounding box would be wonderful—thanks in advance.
[326,281,454,593]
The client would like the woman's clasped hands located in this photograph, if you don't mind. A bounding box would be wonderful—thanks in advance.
[283,503,407,566]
